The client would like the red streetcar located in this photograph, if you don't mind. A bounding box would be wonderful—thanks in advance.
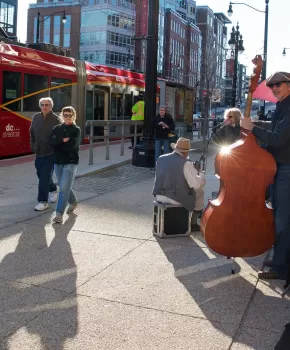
[0,43,153,158]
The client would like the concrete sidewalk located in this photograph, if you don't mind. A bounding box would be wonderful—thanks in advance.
[0,142,289,349]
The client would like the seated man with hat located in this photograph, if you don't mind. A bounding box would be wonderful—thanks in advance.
[153,137,205,231]
[241,71,290,280]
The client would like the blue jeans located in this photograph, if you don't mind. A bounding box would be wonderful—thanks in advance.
[35,155,57,203]
[54,164,78,215]
[155,138,170,164]
[272,164,290,279]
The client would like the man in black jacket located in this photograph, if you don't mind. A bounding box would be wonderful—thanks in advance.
[241,71,290,280]
[30,97,62,211]
[152,105,175,164]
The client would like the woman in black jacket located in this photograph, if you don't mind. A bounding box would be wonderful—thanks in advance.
[212,108,242,146]
[152,105,175,164]
[49,106,81,223]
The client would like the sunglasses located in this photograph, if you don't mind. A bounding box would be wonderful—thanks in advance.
[63,114,73,119]
[41,104,50,107]
[268,82,284,89]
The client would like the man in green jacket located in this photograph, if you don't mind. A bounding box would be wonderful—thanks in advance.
[129,96,144,149]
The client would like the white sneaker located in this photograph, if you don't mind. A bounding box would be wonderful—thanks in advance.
[34,203,49,211]
[49,187,59,203]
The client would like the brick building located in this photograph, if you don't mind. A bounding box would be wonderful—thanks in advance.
[27,0,81,59]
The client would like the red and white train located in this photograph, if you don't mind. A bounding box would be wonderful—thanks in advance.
[0,43,152,158]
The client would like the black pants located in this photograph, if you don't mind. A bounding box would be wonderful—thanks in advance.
[35,154,57,202]
[131,125,143,147]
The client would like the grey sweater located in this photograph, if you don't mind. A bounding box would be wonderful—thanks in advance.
[30,111,62,157]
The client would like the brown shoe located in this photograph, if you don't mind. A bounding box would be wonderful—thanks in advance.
[258,271,281,280]
[263,259,273,267]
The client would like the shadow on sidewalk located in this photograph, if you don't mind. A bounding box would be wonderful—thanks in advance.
[155,231,285,349]
[0,214,78,349]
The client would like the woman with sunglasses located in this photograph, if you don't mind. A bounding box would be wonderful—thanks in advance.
[212,108,242,146]
[49,106,81,223]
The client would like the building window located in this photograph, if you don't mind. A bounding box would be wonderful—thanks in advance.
[106,50,133,67]
[63,33,70,48]
[107,31,133,49]
[43,16,50,43]
[23,74,48,112]
[107,13,134,31]
[54,34,60,46]
[0,2,15,34]
[2,71,21,111]
[81,10,107,27]
[33,16,37,42]
[80,31,106,46]
[80,51,106,64]
[53,16,60,34]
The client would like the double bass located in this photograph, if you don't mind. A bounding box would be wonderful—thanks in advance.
[200,55,276,257]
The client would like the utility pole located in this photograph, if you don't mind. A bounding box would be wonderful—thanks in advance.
[132,0,159,167]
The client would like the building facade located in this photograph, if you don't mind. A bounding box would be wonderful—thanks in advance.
[80,0,135,68]
[27,0,81,58]
[0,0,18,37]
[134,1,201,122]
[214,13,230,106]
[196,6,216,115]
[225,56,247,106]
[238,63,247,104]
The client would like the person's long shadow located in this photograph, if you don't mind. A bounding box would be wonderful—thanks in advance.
[0,214,78,349]
[155,230,287,348]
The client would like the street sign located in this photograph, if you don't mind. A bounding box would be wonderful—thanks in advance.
[211,89,221,103]
[202,90,208,97]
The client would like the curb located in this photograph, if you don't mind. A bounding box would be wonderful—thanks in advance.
[76,158,132,178]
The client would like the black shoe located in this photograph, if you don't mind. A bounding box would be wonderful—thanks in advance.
[263,259,273,267]
[191,223,200,232]
[128,146,133,149]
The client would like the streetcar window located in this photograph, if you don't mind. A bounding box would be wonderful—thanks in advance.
[50,78,72,112]
[124,94,133,120]
[2,71,21,112]
[23,74,48,112]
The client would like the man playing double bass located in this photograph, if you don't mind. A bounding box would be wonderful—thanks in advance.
[241,72,290,280]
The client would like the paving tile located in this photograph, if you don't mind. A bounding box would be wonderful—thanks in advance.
[78,240,261,326]
[27,182,154,240]
[241,280,290,333]
[0,222,143,293]
[6,296,236,350]
[231,327,282,350]
[0,278,69,342]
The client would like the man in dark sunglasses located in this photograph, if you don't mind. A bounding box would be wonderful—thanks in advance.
[30,97,62,211]
[241,71,290,281]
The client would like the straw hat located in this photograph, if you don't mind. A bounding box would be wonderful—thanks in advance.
[171,137,193,152]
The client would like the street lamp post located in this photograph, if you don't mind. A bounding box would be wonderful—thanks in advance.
[36,10,67,43]
[282,48,290,56]
[228,23,245,108]
[131,0,159,167]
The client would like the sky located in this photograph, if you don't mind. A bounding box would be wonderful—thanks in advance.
[18,0,290,77]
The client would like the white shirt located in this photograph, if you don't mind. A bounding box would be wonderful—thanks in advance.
[156,150,205,211]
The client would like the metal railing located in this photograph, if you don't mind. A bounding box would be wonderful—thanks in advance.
[86,118,272,165]
[86,120,144,165]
